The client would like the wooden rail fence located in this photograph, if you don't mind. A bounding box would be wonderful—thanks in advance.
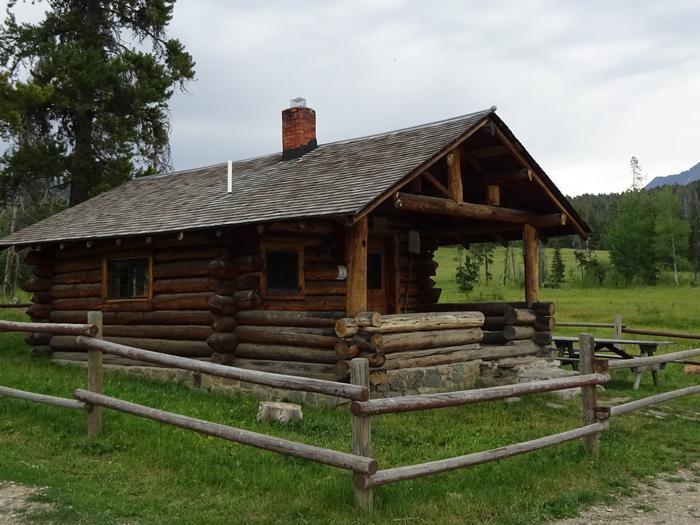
[0,313,699,512]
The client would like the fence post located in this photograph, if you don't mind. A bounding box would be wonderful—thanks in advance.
[578,333,599,458]
[613,313,622,338]
[350,358,373,512]
[87,311,103,438]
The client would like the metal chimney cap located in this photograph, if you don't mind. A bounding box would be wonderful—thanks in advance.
[290,97,307,108]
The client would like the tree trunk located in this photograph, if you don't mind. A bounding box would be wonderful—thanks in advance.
[3,197,19,298]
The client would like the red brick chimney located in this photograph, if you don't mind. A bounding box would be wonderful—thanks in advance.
[282,97,317,160]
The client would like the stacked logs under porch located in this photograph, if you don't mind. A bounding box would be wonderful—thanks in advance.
[334,312,485,379]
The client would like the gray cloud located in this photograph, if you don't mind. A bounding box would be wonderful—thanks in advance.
[4,0,700,195]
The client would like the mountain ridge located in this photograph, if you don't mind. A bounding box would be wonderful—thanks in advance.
[645,162,700,190]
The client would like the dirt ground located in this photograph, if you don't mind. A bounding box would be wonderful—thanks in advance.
[553,464,700,525]
[0,482,52,525]
[1,466,698,524]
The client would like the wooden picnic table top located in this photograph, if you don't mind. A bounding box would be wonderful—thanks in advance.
[552,336,674,346]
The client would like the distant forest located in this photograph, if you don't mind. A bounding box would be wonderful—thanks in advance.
[554,180,700,253]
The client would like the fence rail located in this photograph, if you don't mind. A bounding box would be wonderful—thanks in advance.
[1,312,699,513]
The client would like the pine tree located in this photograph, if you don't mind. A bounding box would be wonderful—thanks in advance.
[550,247,565,288]
[0,1,195,206]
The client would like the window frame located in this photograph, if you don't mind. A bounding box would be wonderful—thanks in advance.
[102,254,154,304]
[260,242,305,299]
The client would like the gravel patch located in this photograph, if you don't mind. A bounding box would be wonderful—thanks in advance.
[552,464,700,525]
[0,482,52,525]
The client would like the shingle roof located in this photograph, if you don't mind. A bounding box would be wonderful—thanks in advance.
[0,109,493,247]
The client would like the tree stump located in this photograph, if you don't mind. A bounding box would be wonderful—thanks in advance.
[256,401,303,424]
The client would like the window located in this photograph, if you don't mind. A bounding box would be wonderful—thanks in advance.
[107,257,150,300]
[265,250,302,292]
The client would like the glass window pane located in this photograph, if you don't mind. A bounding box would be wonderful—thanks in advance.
[266,251,300,291]
[367,253,382,289]
[108,258,149,299]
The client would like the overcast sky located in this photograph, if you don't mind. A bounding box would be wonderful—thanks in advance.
[6,0,700,195]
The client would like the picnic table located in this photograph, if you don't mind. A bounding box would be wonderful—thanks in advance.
[553,336,675,389]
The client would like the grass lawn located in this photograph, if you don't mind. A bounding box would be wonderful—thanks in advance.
[1,262,700,523]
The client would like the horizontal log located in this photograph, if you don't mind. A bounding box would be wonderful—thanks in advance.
[383,344,481,362]
[305,262,346,281]
[236,310,344,328]
[234,289,263,310]
[51,335,212,357]
[394,192,566,227]
[212,316,237,332]
[74,388,375,474]
[233,273,261,291]
[375,312,484,333]
[235,325,338,348]
[357,422,608,489]
[352,333,373,352]
[335,341,361,360]
[608,348,700,369]
[610,385,700,416]
[208,294,236,315]
[503,308,537,326]
[31,291,52,304]
[372,328,483,353]
[76,336,367,400]
[50,310,214,325]
[50,283,102,299]
[153,278,214,294]
[380,347,483,370]
[335,318,360,338]
[53,297,101,311]
[0,303,32,308]
[621,327,700,341]
[206,332,238,353]
[52,269,102,285]
[503,325,536,341]
[52,351,181,367]
[236,343,337,364]
[533,316,556,332]
[25,332,52,345]
[0,385,85,410]
[153,260,211,279]
[23,250,50,266]
[352,372,609,416]
[229,358,337,380]
[305,281,347,295]
[53,256,101,274]
[209,256,264,279]
[103,325,213,340]
[482,331,507,345]
[419,302,555,316]
[263,296,346,312]
[482,316,506,331]
[532,331,552,345]
[32,265,54,279]
[153,292,213,310]
[153,246,222,263]
[0,319,97,336]
[210,352,235,365]
[27,304,53,319]
[22,277,52,292]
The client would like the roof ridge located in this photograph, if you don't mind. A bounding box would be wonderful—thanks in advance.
[318,107,494,147]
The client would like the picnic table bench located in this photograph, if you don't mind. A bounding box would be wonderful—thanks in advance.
[553,336,675,389]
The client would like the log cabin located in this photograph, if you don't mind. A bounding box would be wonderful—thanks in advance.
[0,99,590,394]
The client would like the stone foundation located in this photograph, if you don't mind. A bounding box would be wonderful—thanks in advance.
[369,361,481,397]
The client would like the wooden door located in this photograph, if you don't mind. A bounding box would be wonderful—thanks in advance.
[367,236,397,314]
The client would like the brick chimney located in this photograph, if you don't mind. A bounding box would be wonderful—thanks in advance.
[282,97,317,160]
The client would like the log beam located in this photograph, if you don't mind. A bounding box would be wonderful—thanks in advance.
[446,149,463,203]
[523,224,539,306]
[346,216,368,316]
[394,192,566,227]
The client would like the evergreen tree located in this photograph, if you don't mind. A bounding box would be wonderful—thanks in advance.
[454,246,480,294]
[653,187,690,286]
[0,1,195,205]
[605,190,657,285]
[549,247,565,287]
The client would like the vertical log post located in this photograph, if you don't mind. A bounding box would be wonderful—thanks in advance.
[87,310,103,438]
[486,185,500,206]
[579,333,599,458]
[350,358,373,512]
[446,149,463,203]
[523,224,539,307]
[613,313,622,338]
[346,216,368,316]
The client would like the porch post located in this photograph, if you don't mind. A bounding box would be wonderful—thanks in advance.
[523,224,539,306]
[346,216,368,315]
